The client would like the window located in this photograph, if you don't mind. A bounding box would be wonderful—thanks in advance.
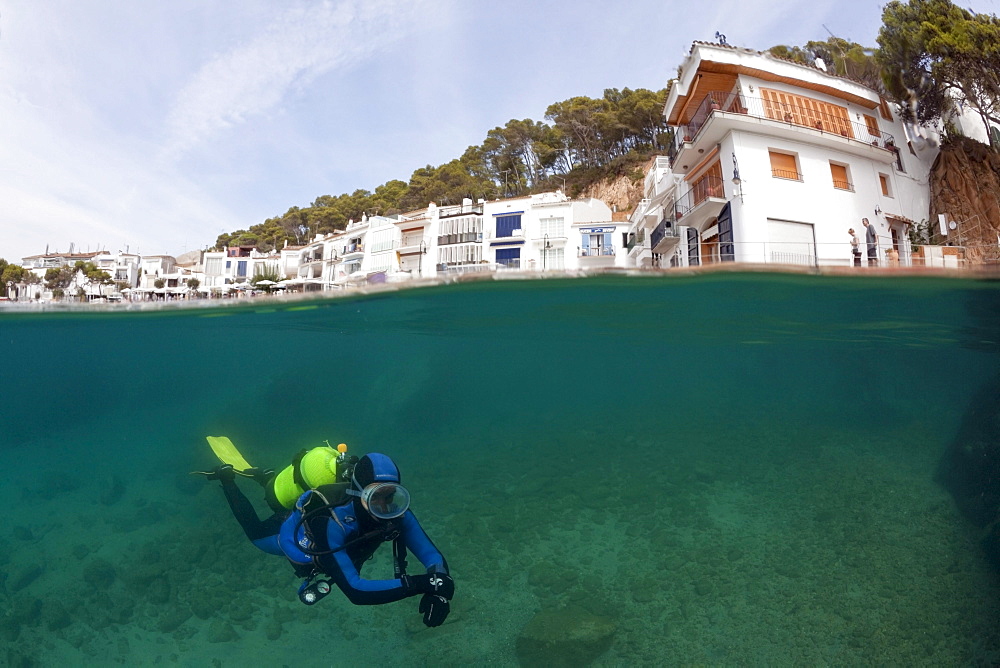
[495,214,521,238]
[878,173,892,197]
[237,260,247,277]
[863,115,880,137]
[540,217,564,237]
[541,247,564,270]
[769,151,800,180]
[580,232,613,256]
[495,248,520,268]
[760,88,852,138]
[878,97,894,121]
[830,162,852,191]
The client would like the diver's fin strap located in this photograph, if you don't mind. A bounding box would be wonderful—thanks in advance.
[189,468,256,478]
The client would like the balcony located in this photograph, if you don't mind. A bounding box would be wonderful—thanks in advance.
[669,91,897,171]
[437,232,483,246]
[650,217,681,254]
[672,174,728,232]
[341,243,364,257]
[578,247,615,257]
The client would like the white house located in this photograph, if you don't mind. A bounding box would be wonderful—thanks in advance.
[483,192,620,271]
[661,42,937,268]
[202,246,284,289]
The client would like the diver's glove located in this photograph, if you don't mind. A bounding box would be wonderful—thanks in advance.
[418,593,450,627]
[402,573,454,600]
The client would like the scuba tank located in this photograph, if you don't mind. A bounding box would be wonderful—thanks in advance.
[271,441,357,510]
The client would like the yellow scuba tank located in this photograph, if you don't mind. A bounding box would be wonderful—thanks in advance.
[272,442,350,509]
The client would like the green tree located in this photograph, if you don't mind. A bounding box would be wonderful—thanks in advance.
[74,261,113,297]
[769,38,885,93]
[153,278,166,289]
[187,278,200,291]
[877,0,1000,144]
[1,261,29,297]
[44,266,75,292]
[250,264,281,291]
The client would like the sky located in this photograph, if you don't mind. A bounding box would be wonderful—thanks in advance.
[1,0,998,262]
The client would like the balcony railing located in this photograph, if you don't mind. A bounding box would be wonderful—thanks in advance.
[342,243,364,255]
[437,232,483,245]
[649,217,681,249]
[675,174,726,217]
[670,91,896,162]
[578,247,616,257]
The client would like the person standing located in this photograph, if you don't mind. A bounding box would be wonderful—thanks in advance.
[862,218,878,266]
[849,228,861,266]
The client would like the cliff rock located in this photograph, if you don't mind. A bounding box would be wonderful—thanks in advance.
[929,137,1000,264]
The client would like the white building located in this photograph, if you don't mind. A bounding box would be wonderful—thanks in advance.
[19,249,140,300]
[483,192,620,272]
[661,42,937,268]
[202,246,285,288]
[626,157,682,268]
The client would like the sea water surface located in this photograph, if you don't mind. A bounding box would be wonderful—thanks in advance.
[1,272,999,666]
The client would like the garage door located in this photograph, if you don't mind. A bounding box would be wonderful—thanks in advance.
[767,219,815,266]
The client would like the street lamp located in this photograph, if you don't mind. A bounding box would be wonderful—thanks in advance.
[543,234,551,270]
[418,240,426,276]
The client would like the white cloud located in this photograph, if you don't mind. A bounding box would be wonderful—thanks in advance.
[162,0,431,160]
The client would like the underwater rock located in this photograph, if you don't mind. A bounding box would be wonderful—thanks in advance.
[83,558,117,588]
[99,475,126,505]
[157,607,191,633]
[516,606,616,667]
[8,565,44,592]
[42,600,71,631]
[12,526,33,541]
[206,619,238,643]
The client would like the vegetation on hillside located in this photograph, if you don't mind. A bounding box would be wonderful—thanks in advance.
[877,0,1000,144]
[215,87,670,251]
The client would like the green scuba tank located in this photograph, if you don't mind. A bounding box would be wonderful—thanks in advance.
[272,442,353,510]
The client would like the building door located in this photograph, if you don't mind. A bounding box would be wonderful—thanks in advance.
[767,219,815,266]
[717,202,734,262]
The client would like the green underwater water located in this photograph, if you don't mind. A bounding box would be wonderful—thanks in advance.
[1,272,999,666]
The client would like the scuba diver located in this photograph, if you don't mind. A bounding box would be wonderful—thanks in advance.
[195,438,454,627]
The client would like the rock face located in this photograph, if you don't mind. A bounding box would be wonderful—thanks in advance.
[929,137,1000,264]
[580,165,646,217]
[516,606,616,667]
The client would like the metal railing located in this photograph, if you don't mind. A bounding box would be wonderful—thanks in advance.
[658,239,984,269]
[670,91,896,162]
[578,247,616,257]
[650,217,681,249]
[675,174,726,217]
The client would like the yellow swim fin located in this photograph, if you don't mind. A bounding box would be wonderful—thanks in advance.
[206,436,253,472]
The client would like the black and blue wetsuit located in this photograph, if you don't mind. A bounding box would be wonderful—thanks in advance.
[219,476,448,605]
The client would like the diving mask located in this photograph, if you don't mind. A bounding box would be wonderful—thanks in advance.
[357,482,410,520]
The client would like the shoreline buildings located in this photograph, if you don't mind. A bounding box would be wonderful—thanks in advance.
[11,41,997,301]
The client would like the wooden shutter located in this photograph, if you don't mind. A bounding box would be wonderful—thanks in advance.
[830,163,849,190]
[769,151,799,179]
[879,174,889,196]
[864,115,880,137]
[760,88,854,138]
